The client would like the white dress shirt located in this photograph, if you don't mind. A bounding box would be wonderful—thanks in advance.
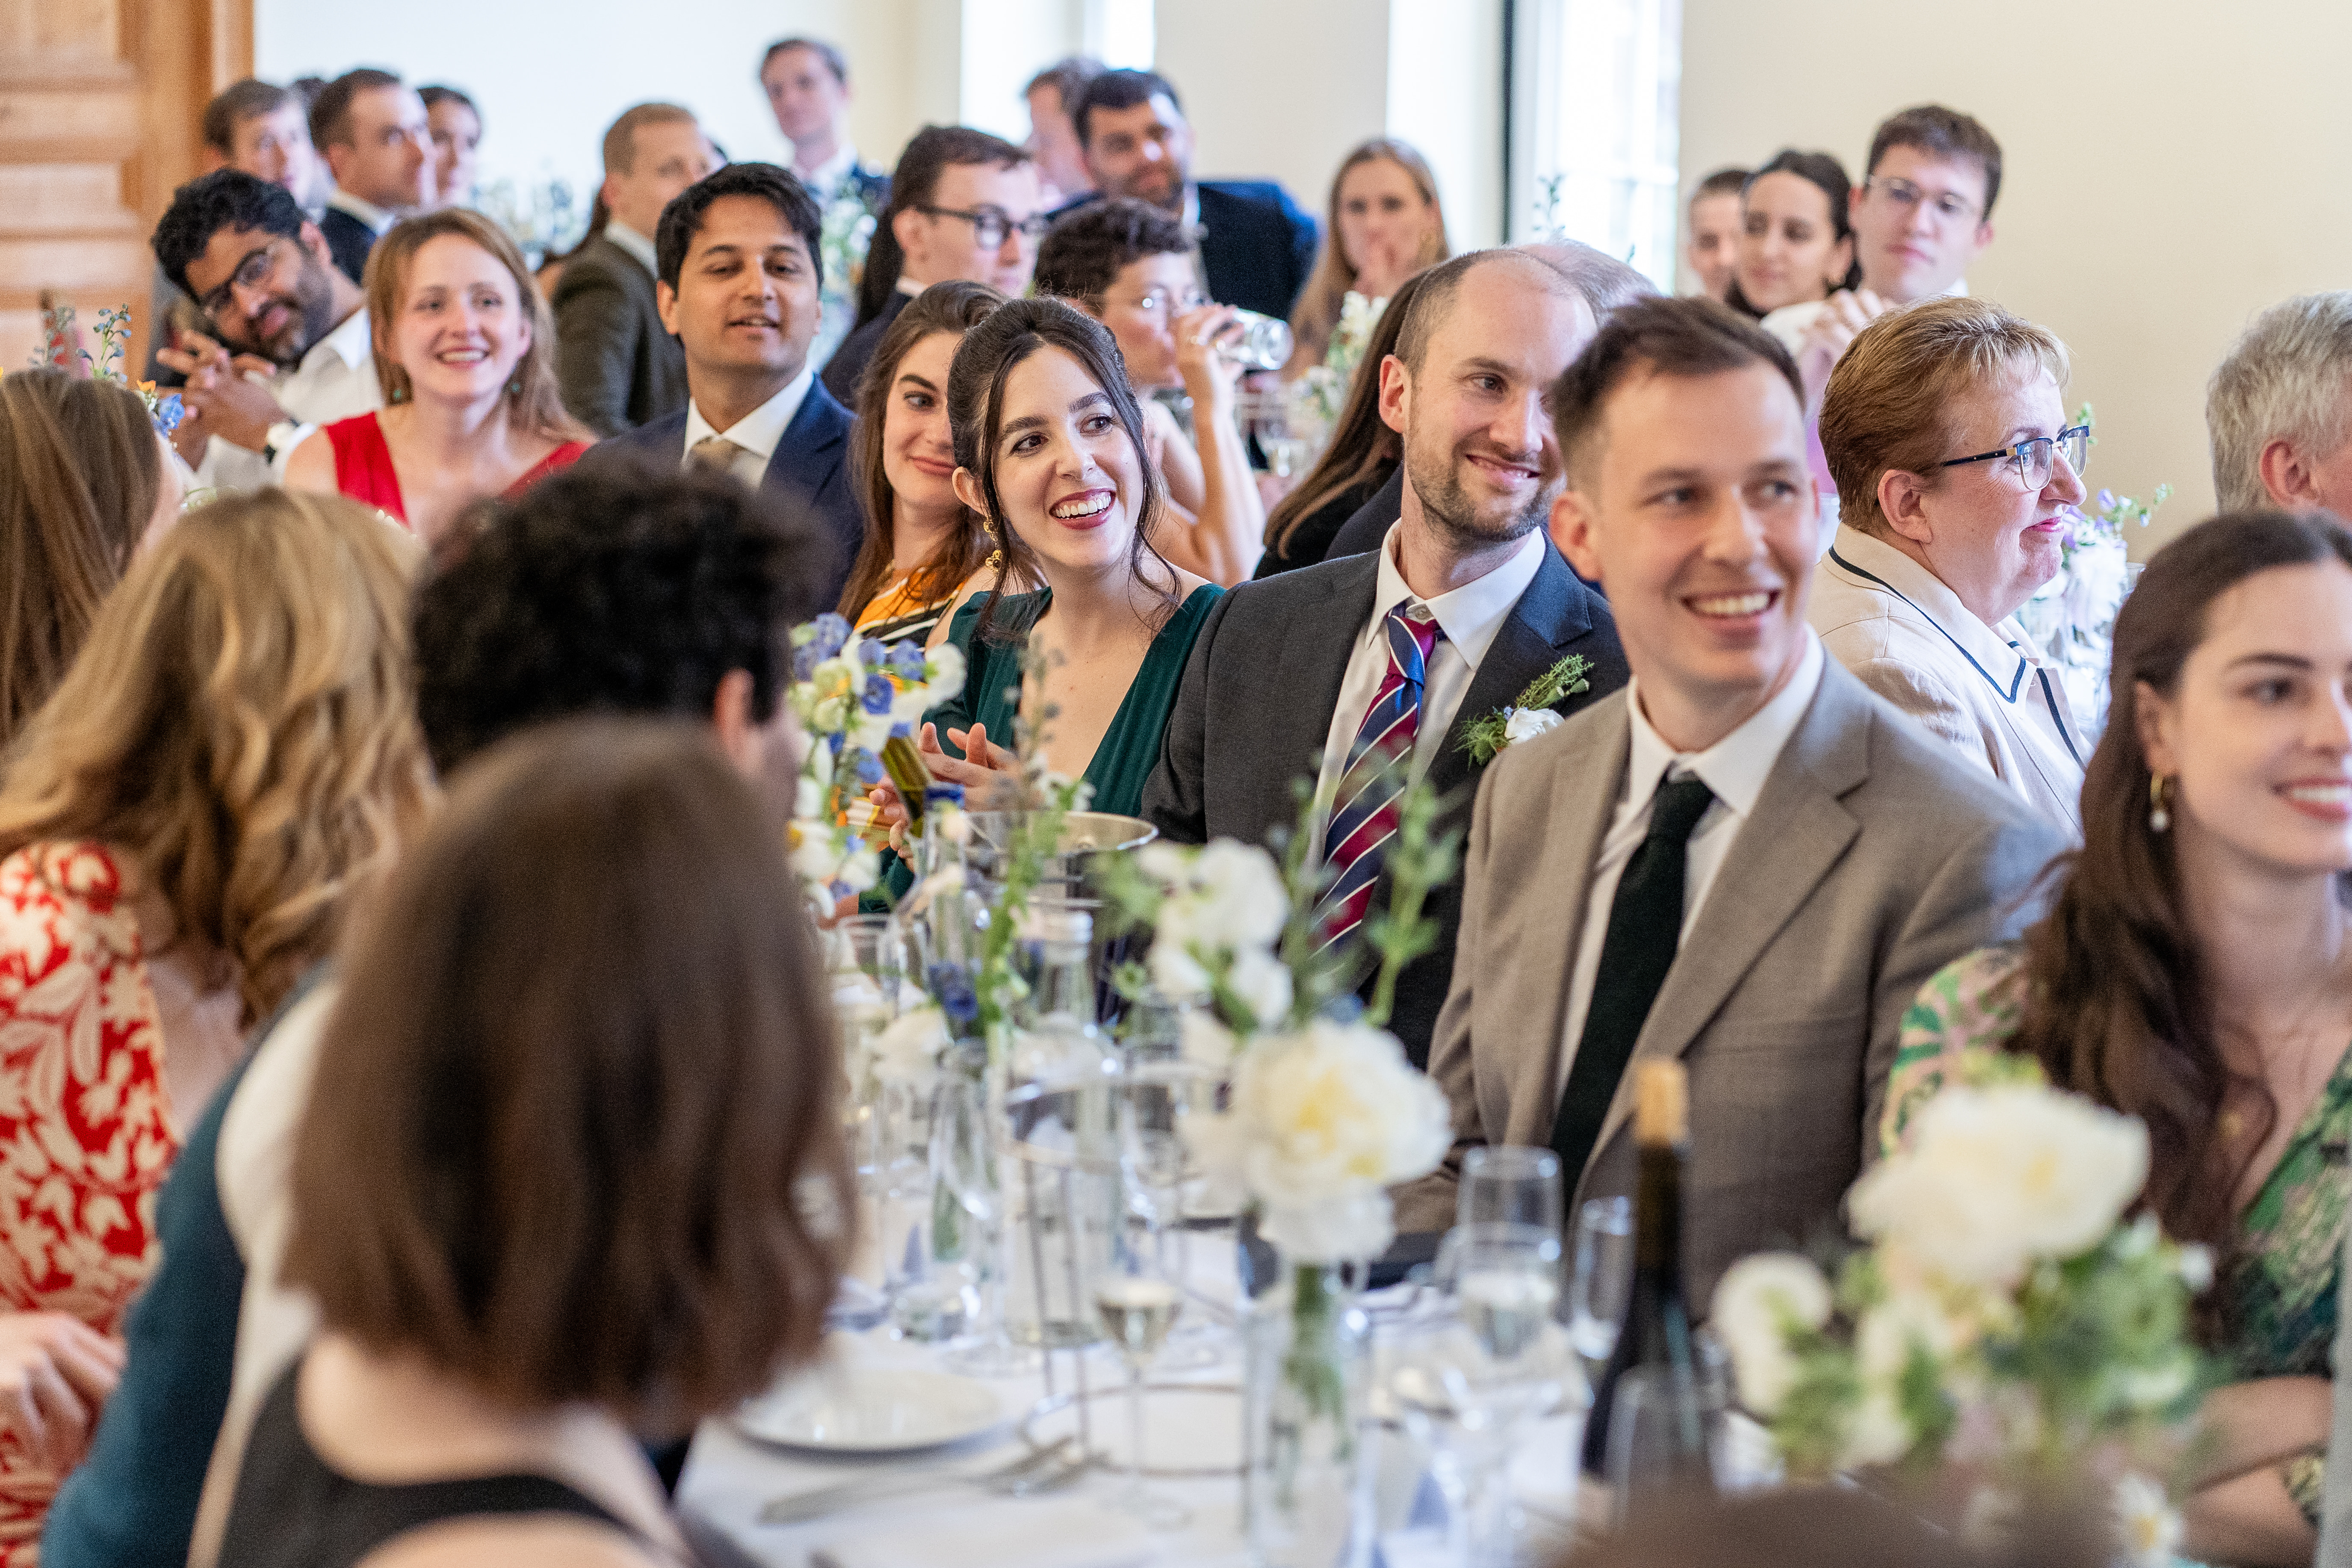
[325,188,396,236]
[603,218,658,279]
[680,367,814,490]
[1312,522,1547,808]
[194,304,379,492]
[798,142,862,204]
[1552,633,1826,1104]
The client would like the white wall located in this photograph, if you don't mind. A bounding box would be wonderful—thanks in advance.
[255,0,941,209]
[1680,0,2352,549]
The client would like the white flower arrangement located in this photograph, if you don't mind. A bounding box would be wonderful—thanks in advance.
[784,614,966,907]
[1712,1053,2209,1564]
[1185,1016,1451,1264]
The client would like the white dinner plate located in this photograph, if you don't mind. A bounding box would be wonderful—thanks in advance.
[733,1365,1008,1454]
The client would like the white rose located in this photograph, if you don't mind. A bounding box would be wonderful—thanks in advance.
[1147,940,1212,1001]
[1837,1379,1914,1469]
[1222,946,1294,1033]
[2114,1473,2182,1568]
[1224,1019,1451,1203]
[1848,1083,2148,1286]
[871,1004,950,1089]
[1189,839,1288,948]
[1179,1008,1240,1070]
[1502,706,1563,747]
[1710,1253,1832,1416]
[1261,1187,1398,1265]
[923,643,966,707]
[1856,1287,1961,1383]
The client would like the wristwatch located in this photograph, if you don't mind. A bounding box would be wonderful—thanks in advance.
[260,420,310,475]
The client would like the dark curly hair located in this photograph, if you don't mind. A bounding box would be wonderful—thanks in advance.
[152,168,308,298]
[1033,197,1191,305]
[412,457,831,773]
[655,162,824,295]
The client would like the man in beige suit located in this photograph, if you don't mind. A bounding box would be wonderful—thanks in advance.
[1398,298,2065,1312]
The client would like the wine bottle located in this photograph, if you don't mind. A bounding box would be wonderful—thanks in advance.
[1581,1060,1715,1510]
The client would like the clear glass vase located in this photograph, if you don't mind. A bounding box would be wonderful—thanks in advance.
[1243,1254,1371,1568]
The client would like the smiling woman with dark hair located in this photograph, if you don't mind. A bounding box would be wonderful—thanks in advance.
[898,295,1220,818]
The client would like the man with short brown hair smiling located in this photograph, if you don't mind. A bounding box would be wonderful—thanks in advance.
[591,163,863,605]
[1400,297,2061,1315]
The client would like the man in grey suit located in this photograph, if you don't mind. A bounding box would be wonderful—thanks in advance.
[1143,250,1624,1071]
[1397,298,2066,1312]
[553,104,715,437]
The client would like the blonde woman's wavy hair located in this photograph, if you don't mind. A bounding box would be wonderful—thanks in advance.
[0,489,436,1024]
[364,208,586,443]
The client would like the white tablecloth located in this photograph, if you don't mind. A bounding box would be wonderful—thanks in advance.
[678,1237,1596,1567]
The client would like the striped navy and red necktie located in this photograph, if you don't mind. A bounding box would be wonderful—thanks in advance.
[1315,601,1444,949]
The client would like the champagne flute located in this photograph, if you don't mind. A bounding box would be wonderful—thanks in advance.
[935,1061,1040,1376]
[1096,1243,1190,1530]
[1568,1196,1634,1376]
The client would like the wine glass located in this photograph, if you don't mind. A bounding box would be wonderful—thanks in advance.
[1244,391,1312,480]
[1383,1294,1574,1568]
[1568,1196,1634,1376]
[934,1061,1040,1376]
[1096,1240,1190,1530]
[1114,1058,1229,1369]
[1457,1146,1563,1235]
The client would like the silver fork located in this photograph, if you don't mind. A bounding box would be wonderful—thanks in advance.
[758,1438,1082,1525]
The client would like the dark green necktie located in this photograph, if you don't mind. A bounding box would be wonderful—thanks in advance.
[1548,772,1717,1184]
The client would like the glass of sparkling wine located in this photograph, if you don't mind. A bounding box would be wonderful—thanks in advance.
[1568,1196,1634,1376]
[1096,1247,1190,1530]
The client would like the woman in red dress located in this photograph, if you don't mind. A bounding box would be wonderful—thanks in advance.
[0,489,432,1554]
[285,209,590,545]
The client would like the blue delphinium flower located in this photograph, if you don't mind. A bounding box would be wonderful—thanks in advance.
[793,644,819,681]
[929,964,979,1028]
[886,642,927,680]
[151,394,186,436]
[810,613,852,660]
[852,749,883,786]
[861,673,894,715]
[857,637,888,667]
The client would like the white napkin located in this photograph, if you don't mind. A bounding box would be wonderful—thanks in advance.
[809,1501,1156,1568]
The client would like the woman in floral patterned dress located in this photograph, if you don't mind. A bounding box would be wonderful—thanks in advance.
[0,489,431,1556]
[1882,511,2352,1565]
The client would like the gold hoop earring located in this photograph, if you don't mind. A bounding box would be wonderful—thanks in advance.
[2148,774,2172,833]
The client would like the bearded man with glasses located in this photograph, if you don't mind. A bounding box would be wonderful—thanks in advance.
[822,127,1046,403]
[1810,296,2092,836]
[149,169,379,493]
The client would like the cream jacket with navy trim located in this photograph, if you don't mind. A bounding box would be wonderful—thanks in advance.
[1807,524,2086,840]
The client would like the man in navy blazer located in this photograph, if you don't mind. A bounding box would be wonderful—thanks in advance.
[588,162,863,608]
[1142,252,1626,1070]
[1059,69,1317,322]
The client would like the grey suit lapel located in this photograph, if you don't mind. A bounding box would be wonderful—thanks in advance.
[1279,555,1377,795]
[1503,697,1630,1122]
[1584,665,1871,1167]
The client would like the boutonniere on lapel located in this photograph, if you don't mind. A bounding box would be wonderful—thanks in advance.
[1456,654,1592,766]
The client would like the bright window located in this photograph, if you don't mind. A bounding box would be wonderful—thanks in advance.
[1508,0,1684,290]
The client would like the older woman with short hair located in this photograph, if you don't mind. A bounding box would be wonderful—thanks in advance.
[1811,295,2091,835]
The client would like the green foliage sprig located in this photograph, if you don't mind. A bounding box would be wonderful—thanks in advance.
[1456,653,1591,766]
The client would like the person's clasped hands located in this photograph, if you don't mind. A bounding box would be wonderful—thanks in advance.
[153,327,287,465]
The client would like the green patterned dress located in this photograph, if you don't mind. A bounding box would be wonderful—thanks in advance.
[1882,945,2350,1526]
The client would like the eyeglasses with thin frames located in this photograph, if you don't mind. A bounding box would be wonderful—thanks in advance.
[1090,285,1209,324]
[916,205,1049,249]
[1939,425,2090,490]
[198,235,290,322]
[1862,177,1980,227]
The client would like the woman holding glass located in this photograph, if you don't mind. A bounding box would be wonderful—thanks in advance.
[909,295,1222,817]
[285,209,591,544]
[1810,296,2089,836]
[1035,200,1265,585]
[838,281,1008,647]
[1882,510,2352,1564]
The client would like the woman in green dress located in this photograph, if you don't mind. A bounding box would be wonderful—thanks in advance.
[909,295,1220,815]
[1882,511,2352,1565]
